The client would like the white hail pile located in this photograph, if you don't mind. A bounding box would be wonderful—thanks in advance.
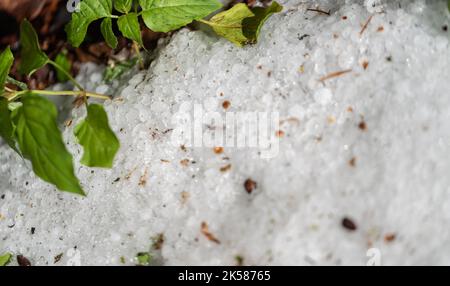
[1,0,450,265]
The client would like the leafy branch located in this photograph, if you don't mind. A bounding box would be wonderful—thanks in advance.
[0,21,119,196]
[66,0,283,48]
[0,1,282,196]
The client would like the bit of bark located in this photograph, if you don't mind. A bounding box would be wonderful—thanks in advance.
[220,164,232,172]
[358,121,367,131]
[319,69,352,82]
[280,117,300,126]
[213,147,224,154]
[201,222,221,244]
[222,100,231,110]
[138,168,148,186]
[362,61,369,70]
[306,8,331,16]
[181,191,190,204]
[180,159,190,167]
[244,179,257,194]
[17,255,32,266]
[384,233,396,243]
[64,119,73,127]
[349,157,357,167]
[152,233,165,250]
[275,130,285,137]
[342,217,357,231]
[54,253,63,264]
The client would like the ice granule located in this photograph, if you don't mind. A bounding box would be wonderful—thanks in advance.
[1,0,450,266]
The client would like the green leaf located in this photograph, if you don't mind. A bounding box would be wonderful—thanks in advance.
[66,0,113,47]
[0,47,14,92]
[115,0,133,13]
[243,1,282,43]
[117,13,143,46]
[0,253,12,266]
[74,104,119,168]
[13,94,84,195]
[448,0,450,11]
[136,252,151,266]
[139,0,152,10]
[101,18,118,49]
[0,48,19,153]
[141,0,223,33]
[206,3,255,47]
[103,58,138,83]
[19,20,49,76]
[0,98,18,152]
[54,50,72,83]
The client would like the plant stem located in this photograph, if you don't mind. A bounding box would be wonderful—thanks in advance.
[48,60,84,91]
[133,41,145,69]
[4,90,28,102]
[30,90,110,100]
[6,76,28,90]
[7,90,110,102]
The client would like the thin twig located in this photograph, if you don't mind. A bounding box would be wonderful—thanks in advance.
[360,15,373,36]
[306,8,331,16]
[319,69,352,82]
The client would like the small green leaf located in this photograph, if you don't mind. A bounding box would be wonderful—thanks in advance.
[115,0,133,13]
[448,0,450,11]
[136,252,151,266]
[101,18,118,49]
[243,1,283,43]
[103,58,138,83]
[66,0,113,47]
[141,0,222,32]
[0,48,18,152]
[118,13,143,46]
[206,3,255,47]
[0,253,12,266]
[0,98,18,152]
[74,104,119,168]
[13,94,84,195]
[54,50,72,83]
[19,20,49,76]
[0,46,14,92]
